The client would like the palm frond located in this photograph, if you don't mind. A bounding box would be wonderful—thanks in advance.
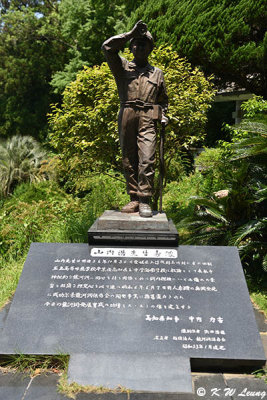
[232,132,267,160]
[230,219,267,245]
[0,135,47,196]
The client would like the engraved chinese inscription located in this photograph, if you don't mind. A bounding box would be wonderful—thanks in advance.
[44,247,226,354]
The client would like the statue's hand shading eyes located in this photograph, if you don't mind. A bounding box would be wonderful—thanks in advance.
[131,20,148,38]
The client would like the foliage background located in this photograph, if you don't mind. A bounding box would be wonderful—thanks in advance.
[48,46,214,198]
[128,0,267,96]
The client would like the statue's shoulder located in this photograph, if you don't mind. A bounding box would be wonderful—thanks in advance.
[151,66,164,77]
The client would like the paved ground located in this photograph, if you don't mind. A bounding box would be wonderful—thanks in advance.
[0,305,266,400]
[1,369,267,400]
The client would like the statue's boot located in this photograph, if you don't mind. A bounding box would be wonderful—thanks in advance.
[121,199,139,213]
[139,198,152,218]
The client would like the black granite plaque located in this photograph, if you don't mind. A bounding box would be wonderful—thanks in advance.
[0,243,265,372]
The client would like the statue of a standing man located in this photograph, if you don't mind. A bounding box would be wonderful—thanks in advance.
[102,21,168,217]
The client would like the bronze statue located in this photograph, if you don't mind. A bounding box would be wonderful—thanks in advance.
[102,21,168,217]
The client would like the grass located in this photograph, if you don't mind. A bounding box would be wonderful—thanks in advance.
[252,367,267,384]
[0,353,69,376]
[0,257,25,309]
[249,281,267,383]
[58,372,131,399]
[247,278,267,317]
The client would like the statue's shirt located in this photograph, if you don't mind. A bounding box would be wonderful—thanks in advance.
[102,34,168,115]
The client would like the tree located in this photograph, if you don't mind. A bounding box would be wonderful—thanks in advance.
[0,0,41,13]
[128,0,267,96]
[0,0,130,138]
[0,4,67,139]
[48,46,215,198]
[50,0,128,93]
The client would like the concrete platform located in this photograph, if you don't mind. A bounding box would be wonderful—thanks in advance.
[97,210,170,231]
[88,210,179,246]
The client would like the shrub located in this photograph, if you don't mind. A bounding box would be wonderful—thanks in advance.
[177,96,267,279]
[0,174,129,263]
[163,171,205,224]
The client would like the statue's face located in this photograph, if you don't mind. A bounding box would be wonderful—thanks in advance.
[131,39,151,64]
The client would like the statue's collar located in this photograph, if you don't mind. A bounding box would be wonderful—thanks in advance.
[129,60,154,72]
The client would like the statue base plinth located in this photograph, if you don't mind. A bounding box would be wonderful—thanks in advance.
[88,210,179,246]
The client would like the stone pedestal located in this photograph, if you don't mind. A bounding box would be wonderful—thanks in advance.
[88,210,179,246]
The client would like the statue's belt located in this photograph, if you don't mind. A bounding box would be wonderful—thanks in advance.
[121,100,154,109]
[121,100,162,121]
